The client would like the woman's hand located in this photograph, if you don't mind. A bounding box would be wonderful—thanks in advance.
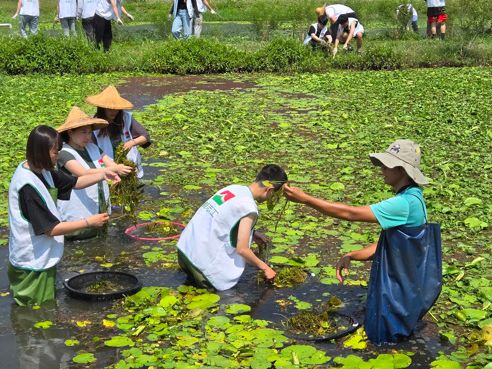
[283,184,309,203]
[114,163,133,176]
[103,170,120,183]
[123,140,136,151]
[86,213,110,228]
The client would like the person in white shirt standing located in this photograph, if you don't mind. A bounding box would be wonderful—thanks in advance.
[192,0,216,37]
[12,0,39,38]
[425,0,446,39]
[78,0,98,41]
[169,0,194,39]
[93,0,134,52]
[177,164,288,291]
[316,3,357,43]
[57,0,77,37]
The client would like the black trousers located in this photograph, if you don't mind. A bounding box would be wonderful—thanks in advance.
[93,14,112,52]
[82,17,95,43]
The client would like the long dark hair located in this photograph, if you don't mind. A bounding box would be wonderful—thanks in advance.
[26,125,61,171]
[94,107,124,139]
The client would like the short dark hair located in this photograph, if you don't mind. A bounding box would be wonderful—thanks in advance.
[337,14,349,25]
[318,15,328,26]
[26,125,60,171]
[255,164,288,191]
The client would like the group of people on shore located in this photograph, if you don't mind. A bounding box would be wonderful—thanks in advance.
[304,0,447,55]
[11,0,217,47]
[12,0,134,50]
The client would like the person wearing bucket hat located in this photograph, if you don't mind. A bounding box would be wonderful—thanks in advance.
[7,125,119,306]
[284,140,442,343]
[86,85,150,178]
[56,106,133,239]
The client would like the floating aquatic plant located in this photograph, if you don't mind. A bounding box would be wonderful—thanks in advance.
[257,266,307,288]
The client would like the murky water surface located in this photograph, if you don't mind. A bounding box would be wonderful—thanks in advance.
[0,76,452,368]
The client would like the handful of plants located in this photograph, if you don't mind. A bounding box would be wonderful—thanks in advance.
[257,266,307,288]
[111,143,144,224]
[263,180,289,231]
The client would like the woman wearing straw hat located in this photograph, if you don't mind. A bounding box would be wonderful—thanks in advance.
[284,139,442,343]
[8,125,117,306]
[86,85,151,179]
[56,106,133,239]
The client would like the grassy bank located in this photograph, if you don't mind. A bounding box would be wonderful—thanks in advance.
[0,34,491,76]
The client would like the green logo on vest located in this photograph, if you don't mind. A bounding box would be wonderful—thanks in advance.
[212,190,235,205]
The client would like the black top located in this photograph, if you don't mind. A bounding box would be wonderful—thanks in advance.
[58,146,103,175]
[19,170,77,235]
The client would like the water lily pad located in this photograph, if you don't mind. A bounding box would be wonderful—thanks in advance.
[72,352,96,364]
[186,293,220,310]
[104,335,135,347]
[225,303,251,315]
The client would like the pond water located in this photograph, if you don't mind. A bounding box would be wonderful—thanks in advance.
[0,75,454,368]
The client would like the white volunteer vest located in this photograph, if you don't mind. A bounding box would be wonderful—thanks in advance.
[57,143,111,222]
[20,0,40,17]
[177,185,258,290]
[93,111,144,178]
[303,23,327,45]
[59,0,77,19]
[8,162,64,271]
[78,0,98,19]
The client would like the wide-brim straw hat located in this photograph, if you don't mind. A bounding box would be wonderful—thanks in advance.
[85,85,134,110]
[57,106,108,133]
[369,139,429,185]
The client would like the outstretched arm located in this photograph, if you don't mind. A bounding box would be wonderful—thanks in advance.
[236,214,276,280]
[283,185,378,222]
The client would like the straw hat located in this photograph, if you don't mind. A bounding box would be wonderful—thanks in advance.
[369,139,429,185]
[57,106,108,133]
[85,85,134,110]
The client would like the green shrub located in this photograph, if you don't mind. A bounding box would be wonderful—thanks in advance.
[252,38,312,72]
[0,34,110,74]
[140,37,247,74]
[332,44,403,70]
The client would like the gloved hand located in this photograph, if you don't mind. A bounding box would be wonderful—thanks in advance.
[126,13,134,21]
[343,44,349,51]
[332,47,338,57]
[210,9,217,14]
[167,13,172,21]
[320,39,328,47]
[116,17,123,25]
[12,13,18,19]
